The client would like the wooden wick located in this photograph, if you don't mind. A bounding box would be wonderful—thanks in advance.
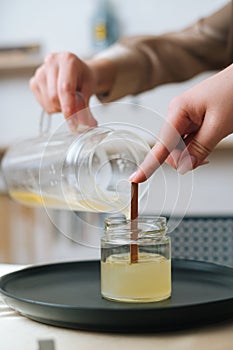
[130,182,138,263]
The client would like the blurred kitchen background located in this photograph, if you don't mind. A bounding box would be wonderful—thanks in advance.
[0,0,232,265]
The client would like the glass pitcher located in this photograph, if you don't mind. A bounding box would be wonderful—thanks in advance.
[2,113,150,214]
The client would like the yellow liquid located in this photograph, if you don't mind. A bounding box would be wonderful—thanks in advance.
[10,191,49,206]
[9,190,129,214]
[101,253,171,302]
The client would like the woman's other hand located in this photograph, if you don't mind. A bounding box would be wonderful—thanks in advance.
[131,64,233,182]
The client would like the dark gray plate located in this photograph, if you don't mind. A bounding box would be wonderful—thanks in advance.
[0,260,233,332]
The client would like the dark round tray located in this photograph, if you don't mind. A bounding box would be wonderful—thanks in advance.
[0,259,233,332]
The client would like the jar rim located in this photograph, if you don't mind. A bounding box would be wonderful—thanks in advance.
[104,215,167,226]
[104,215,167,240]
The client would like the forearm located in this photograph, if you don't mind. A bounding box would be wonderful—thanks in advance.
[87,43,150,102]
[87,2,232,102]
[87,58,117,98]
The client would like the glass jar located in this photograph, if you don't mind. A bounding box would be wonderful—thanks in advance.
[2,124,150,213]
[101,216,171,303]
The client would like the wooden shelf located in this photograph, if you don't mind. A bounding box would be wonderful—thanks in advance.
[0,51,42,75]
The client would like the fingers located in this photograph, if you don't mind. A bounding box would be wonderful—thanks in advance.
[46,57,60,112]
[74,100,97,128]
[130,98,192,183]
[30,52,97,129]
[57,54,97,128]
[30,54,61,114]
[66,93,97,131]
[129,142,169,183]
[129,95,218,183]
[131,125,214,183]
[176,115,218,174]
[30,67,49,112]
[57,53,80,119]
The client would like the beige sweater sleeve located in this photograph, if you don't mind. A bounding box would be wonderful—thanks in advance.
[95,2,233,102]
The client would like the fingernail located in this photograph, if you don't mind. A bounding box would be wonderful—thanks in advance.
[177,155,197,174]
[128,171,137,182]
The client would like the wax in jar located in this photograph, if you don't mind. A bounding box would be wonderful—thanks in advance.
[101,252,171,302]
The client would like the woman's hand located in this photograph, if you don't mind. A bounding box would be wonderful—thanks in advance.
[30,52,98,128]
[130,64,233,182]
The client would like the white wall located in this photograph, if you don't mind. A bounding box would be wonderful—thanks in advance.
[1,0,232,218]
[1,0,226,55]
